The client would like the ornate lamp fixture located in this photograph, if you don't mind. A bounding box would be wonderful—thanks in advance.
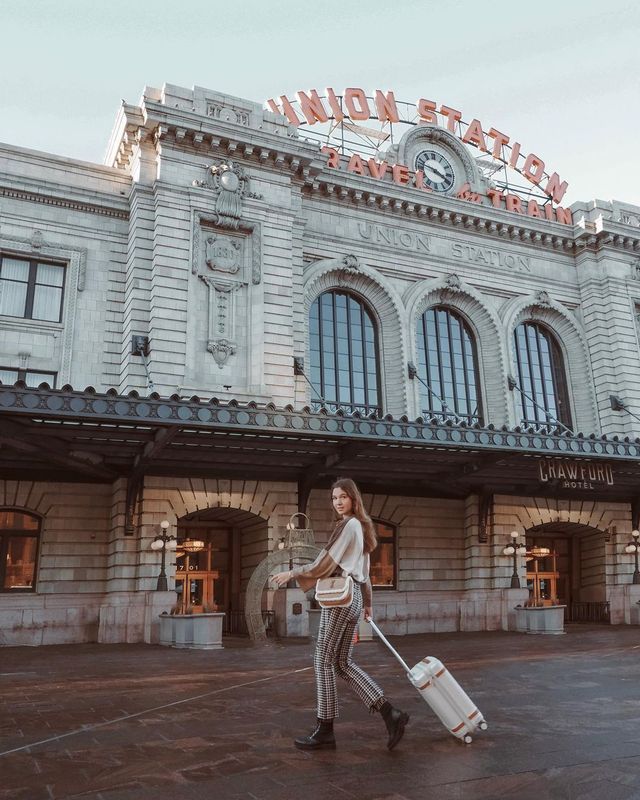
[624,530,640,585]
[151,520,177,591]
[503,530,527,589]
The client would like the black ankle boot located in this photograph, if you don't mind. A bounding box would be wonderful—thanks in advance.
[380,701,409,750]
[294,718,336,750]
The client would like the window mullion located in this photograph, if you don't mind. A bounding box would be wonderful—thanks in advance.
[25,261,37,320]
[317,299,325,404]
[446,312,459,415]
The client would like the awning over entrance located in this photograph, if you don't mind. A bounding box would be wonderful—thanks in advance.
[2,383,640,503]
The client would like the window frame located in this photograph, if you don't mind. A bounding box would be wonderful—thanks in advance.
[512,321,572,431]
[309,289,383,417]
[0,367,57,388]
[0,510,41,594]
[0,253,66,323]
[370,518,397,590]
[416,305,484,425]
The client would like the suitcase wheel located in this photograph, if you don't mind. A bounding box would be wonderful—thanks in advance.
[479,721,488,731]
[463,734,473,744]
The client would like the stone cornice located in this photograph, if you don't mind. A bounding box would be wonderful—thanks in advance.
[0,183,130,220]
[111,100,326,182]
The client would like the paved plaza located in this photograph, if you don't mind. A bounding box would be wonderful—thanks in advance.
[1,625,640,800]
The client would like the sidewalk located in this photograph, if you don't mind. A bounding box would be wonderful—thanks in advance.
[1,625,640,800]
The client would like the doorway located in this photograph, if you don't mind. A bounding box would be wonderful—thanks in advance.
[525,524,610,623]
[174,507,269,633]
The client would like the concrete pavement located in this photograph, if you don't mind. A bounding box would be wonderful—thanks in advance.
[1,625,640,799]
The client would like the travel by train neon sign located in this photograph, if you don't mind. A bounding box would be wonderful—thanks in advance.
[266,88,573,225]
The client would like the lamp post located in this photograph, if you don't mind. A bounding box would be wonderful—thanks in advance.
[503,530,527,589]
[151,520,176,591]
[624,530,640,585]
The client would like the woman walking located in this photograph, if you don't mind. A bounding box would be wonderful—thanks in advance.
[272,478,409,751]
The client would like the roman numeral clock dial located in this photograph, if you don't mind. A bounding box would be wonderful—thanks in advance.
[415,149,456,192]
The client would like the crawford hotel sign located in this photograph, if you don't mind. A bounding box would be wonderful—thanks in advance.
[266,88,573,224]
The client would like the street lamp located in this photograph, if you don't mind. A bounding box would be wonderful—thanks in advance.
[151,520,176,591]
[503,530,527,589]
[624,530,640,585]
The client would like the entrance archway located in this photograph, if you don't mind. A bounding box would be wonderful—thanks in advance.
[175,507,269,633]
[525,522,609,623]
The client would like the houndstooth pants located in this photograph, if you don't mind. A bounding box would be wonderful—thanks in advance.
[314,582,385,720]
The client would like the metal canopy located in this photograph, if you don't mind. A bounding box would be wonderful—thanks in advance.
[2,383,640,502]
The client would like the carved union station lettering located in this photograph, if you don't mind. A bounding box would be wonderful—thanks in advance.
[358,223,430,252]
[451,242,530,271]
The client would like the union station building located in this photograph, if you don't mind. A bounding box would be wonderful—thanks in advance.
[2,84,640,646]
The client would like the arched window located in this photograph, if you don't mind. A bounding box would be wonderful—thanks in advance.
[309,290,381,416]
[370,520,396,589]
[0,510,40,592]
[513,322,572,431]
[416,306,483,424]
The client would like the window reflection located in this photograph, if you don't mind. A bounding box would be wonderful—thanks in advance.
[1,510,40,592]
[309,291,381,416]
[416,306,482,424]
[370,520,396,588]
[513,322,571,432]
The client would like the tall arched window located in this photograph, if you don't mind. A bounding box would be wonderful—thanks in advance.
[0,510,40,592]
[416,306,483,424]
[309,290,381,416]
[513,322,572,431]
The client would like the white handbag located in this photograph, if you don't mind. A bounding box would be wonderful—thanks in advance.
[315,575,354,608]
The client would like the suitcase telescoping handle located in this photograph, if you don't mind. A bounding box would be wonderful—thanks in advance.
[367,618,412,675]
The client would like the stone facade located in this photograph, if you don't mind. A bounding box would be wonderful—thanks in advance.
[1,83,640,645]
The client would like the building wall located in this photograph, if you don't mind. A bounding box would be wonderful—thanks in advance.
[2,83,640,643]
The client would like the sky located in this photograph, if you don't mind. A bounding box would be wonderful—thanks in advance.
[0,0,638,207]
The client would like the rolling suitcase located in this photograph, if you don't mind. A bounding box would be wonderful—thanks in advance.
[368,619,488,744]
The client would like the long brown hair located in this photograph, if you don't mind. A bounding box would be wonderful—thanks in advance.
[331,478,377,553]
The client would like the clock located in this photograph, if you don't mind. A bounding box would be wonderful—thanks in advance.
[414,149,456,193]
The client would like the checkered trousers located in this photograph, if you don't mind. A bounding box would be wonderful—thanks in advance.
[314,583,385,720]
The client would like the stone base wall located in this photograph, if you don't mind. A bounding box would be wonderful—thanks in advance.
[371,587,529,635]
[0,590,174,647]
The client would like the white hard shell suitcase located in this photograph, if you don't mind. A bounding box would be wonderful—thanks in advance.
[368,619,487,744]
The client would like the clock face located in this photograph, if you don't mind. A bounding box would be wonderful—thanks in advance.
[414,149,456,192]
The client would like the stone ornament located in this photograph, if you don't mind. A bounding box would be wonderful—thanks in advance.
[335,254,361,286]
[533,290,551,307]
[205,234,242,274]
[207,337,237,368]
[192,159,262,230]
[199,275,246,369]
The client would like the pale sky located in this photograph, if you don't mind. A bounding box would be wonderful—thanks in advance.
[1,0,638,207]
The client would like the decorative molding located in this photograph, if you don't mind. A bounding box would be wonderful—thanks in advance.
[191,159,262,230]
[198,274,246,370]
[206,104,250,126]
[3,383,640,462]
[191,210,261,285]
[205,234,242,275]
[0,185,129,220]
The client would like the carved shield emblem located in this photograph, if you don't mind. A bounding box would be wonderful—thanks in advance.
[205,235,241,274]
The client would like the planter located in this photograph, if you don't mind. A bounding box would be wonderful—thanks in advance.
[273,588,309,638]
[158,612,224,649]
[308,608,322,640]
[515,605,566,635]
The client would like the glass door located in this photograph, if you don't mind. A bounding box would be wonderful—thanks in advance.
[174,526,231,614]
